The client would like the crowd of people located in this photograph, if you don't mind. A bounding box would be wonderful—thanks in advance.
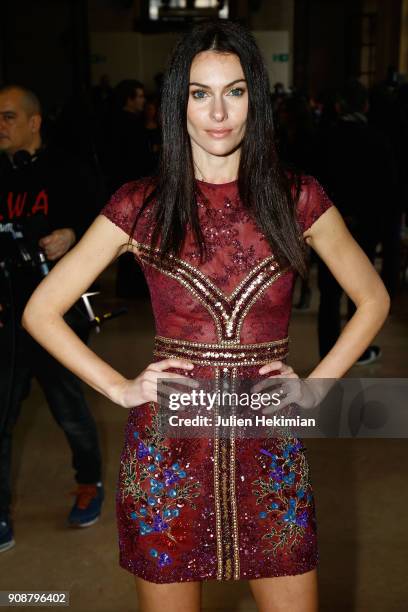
[273,77,407,362]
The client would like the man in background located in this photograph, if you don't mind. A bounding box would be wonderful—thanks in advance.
[0,85,104,553]
[102,79,152,298]
[315,80,397,364]
[104,79,152,193]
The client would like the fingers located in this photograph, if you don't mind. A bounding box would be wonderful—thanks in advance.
[148,358,194,372]
[258,361,297,377]
[39,230,74,260]
[39,235,52,247]
[258,360,282,375]
[46,250,62,261]
[132,359,198,406]
[144,370,199,390]
[252,364,298,395]
[262,382,302,414]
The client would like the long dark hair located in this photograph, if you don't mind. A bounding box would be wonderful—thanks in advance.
[132,20,307,277]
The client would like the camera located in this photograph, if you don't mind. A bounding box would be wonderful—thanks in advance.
[0,219,50,279]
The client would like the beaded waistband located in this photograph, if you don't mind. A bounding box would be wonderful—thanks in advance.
[153,335,289,367]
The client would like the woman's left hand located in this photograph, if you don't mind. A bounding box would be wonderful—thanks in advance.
[252,361,321,414]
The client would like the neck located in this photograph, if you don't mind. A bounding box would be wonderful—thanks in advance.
[8,135,42,161]
[191,142,240,184]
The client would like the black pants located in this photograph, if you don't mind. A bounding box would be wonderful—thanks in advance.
[317,226,379,359]
[0,307,102,518]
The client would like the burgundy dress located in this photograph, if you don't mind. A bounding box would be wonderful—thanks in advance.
[100,176,333,583]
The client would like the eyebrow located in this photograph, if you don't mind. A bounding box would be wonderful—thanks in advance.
[188,78,246,89]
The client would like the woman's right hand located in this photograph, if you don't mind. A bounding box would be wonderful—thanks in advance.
[111,358,196,408]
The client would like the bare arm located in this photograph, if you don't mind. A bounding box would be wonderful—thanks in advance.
[303,206,390,378]
[257,205,390,407]
[21,215,194,407]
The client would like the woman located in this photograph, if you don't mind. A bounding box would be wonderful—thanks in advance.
[22,20,389,612]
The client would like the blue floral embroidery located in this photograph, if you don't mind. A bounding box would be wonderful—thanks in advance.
[121,413,201,569]
[252,438,313,555]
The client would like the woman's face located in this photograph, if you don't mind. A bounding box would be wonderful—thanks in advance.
[187,51,248,158]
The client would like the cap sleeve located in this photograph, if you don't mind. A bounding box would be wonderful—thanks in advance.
[100,179,152,239]
[296,175,334,235]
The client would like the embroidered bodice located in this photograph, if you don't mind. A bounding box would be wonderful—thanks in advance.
[102,175,335,582]
[101,175,333,348]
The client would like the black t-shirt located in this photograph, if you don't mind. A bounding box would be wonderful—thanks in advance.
[0,146,96,314]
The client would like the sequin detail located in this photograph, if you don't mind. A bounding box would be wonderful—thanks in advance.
[101,177,330,582]
[252,439,315,556]
[154,335,289,367]
[132,241,288,342]
[121,408,201,570]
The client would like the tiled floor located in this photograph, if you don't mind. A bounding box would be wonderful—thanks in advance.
[1,263,407,611]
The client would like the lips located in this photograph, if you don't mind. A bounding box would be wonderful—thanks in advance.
[205,129,232,139]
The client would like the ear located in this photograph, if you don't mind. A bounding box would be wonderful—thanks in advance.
[30,113,42,134]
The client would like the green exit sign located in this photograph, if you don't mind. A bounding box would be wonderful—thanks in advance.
[273,53,289,62]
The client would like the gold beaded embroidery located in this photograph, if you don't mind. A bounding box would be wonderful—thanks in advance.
[213,368,223,580]
[230,367,240,580]
[133,241,289,342]
[154,336,289,367]
[130,241,291,581]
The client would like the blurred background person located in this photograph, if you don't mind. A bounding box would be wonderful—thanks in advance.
[0,85,104,552]
[275,93,318,310]
[314,79,398,363]
[103,79,153,194]
[101,79,152,299]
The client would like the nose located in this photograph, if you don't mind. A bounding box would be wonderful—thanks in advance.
[210,94,227,122]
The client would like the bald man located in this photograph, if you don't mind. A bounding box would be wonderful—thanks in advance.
[0,86,103,552]
[0,86,77,258]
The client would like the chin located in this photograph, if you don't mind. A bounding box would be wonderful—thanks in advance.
[203,140,241,157]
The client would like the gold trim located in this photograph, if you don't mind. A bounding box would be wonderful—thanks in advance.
[134,240,278,302]
[154,336,289,367]
[230,367,240,579]
[153,349,288,368]
[221,441,232,579]
[213,368,223,581]
[133,241,289,342]
[155,335,289,348]
[128,242,293,580]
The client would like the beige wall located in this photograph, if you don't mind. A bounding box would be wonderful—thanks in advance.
[91,31,180,91]
[250,0,294,30]
[251,0,294,83]
[253,31,291,89]
[91,30,291,91]
[89,0,295,89]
